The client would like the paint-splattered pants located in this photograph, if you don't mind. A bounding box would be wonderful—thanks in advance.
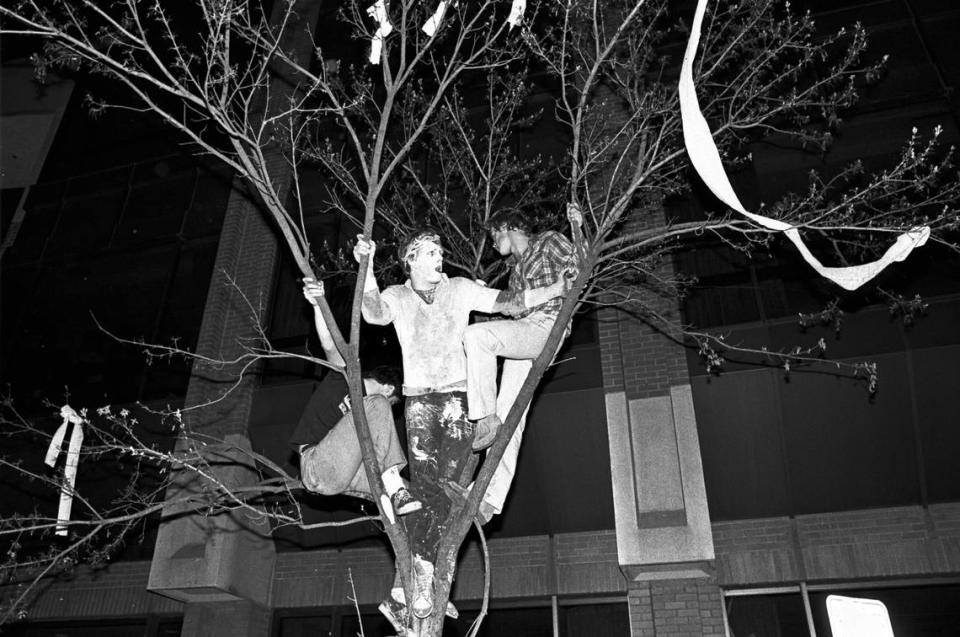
[404,391,474,563]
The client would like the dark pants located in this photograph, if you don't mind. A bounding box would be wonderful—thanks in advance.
[404,391,474,563]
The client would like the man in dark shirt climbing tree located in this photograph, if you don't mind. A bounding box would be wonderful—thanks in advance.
[290,277,419,517]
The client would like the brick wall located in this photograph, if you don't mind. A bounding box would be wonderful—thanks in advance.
[714,502,960,587]
[599,306,625,391]
[712,517,800,585]
[13,505,960,626]
[555,531,625,596]
[273,529,626,608]
[615,303,688,400]
[20,561,182,620]
[628,579,725,637]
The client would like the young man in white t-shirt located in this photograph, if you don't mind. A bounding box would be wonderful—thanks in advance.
[356,229,565,620]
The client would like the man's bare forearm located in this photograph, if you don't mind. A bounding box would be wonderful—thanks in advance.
[312,307,345,367]
[361,288,392,325]
[492,289,526,316]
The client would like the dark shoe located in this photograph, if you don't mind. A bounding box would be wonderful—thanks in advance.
[378,597,409,636]
[391,487,423,516]
[472,415,501,451]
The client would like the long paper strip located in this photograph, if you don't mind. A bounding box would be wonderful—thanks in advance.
[679,0,929,291]
[45,405,85,536]
[422,1,449,36]
[506,0,526,29]
[367,0,394,64]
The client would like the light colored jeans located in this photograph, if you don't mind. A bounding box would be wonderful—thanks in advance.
[463,311,556,514]
[300,395,405,499]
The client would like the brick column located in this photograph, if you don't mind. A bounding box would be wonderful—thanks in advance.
[628,580,726,637]
[600,206,723,635]
[147,2,323,632]
[146,152,284,611]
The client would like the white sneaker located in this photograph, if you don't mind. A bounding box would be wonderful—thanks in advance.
[411,559,434,619]
[391,586,458,619]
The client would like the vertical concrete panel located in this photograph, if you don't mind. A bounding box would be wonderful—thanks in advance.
[629,395,686,525]
[607,385,714,573]
[606,390,640,559]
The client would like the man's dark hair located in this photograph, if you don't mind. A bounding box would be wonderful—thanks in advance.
[364,365,402,400]
[485,208,532,236]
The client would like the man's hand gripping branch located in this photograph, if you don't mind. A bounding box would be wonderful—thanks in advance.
[354,236,393,325]
[302,277,346,368]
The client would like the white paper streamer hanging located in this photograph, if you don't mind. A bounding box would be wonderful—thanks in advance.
[366,0,393,64]
[679,0,929,291]
[422,1,449,36]
[44,405,85,536]
[506,0,526,29]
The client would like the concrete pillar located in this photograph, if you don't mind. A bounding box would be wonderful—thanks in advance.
[147,155,282,608]
[600,205,721,635]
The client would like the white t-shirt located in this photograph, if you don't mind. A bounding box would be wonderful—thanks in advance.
[371,275,499,395]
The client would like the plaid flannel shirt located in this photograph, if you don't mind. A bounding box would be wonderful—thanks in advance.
[508,230,579,319]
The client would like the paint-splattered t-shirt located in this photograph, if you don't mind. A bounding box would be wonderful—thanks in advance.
[373,275,499,395]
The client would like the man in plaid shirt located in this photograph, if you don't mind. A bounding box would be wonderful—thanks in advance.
[461,203,582,523]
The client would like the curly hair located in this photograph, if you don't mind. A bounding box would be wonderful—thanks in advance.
[485,208,532,236]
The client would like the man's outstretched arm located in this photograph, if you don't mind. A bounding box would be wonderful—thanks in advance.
[302,277,345,368]
[490,272,573,316]
[354,236,394,325]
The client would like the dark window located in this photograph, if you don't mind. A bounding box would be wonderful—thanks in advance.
[155,619,183,637]
[725,592,810,637]
[278,604,555,637]
[275,612,333,637]
[693,294,960,520]
[558,602,629,637]
[5,616,181,637]
[453,606,553,637]
[0,155,223,411]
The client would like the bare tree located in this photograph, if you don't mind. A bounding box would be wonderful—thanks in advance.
[0,396,385,623]
[1,0,531,633]
[2,0,959,634]
[377,66,564,281]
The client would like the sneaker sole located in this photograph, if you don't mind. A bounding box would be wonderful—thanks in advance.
[412,600,433,619]
[472,434,496,451]
[396,501,423,516]
[389,591,458,620]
